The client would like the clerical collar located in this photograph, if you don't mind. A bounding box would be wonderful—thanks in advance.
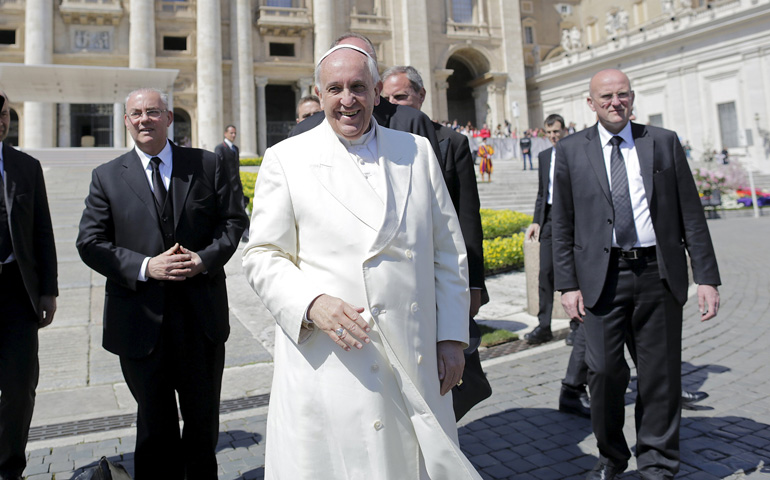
[335,119,376,148]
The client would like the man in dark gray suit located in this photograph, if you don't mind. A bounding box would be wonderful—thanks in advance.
[0,91,58,480]
[77,88,248,479]
[552,69,721,480]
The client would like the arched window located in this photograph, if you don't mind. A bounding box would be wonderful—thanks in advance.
[173,108,192,147]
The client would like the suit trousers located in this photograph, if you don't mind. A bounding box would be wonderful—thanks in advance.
[537,208,554,329]
[583,252,682,478]
[562,323,588,390]
[0,262,39,478]
[119,282,225,480]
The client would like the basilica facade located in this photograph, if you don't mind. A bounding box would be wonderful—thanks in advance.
[0,0,527,157]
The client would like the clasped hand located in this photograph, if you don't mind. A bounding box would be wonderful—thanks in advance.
[146,243,206,281]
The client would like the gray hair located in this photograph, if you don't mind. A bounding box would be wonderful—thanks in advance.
[382,65,424,92]
[314,45,380,91]
[124,88,169,111]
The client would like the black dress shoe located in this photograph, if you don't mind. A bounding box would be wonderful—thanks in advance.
[682,389,709,409]
[559,385,591,418]
[586,461,626,480]
[524,325,553,344]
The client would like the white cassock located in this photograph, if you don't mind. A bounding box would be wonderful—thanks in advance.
[242,119,482,480]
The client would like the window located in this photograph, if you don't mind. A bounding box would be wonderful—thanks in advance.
[267,0,293,6]
[269,43,295,57]
[560,5,572,14]
[452,0,473,23]
[163,36,187,51]
[521,1,533,14]
[524,26,534,44]
[717,101,739,148]
[0,30,15,45]
[648,114,663,128]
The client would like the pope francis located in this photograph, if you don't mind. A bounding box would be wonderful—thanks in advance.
[242,45,482,479]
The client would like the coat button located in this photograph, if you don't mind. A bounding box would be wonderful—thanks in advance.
[604,248,609,253]
[417,354,423,365]
[410,302,419,313]
[373,420,383,431]
[371,364,379,373]
[371,306,380,316]
[405,249,413,259]
[607,219,613,224]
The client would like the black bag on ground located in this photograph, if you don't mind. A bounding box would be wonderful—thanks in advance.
[452,318,493,421]
[73,456,133,480]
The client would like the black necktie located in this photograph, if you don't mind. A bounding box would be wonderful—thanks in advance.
[150,157,167,207]
[0,174,12,262]
[609,136,637,250]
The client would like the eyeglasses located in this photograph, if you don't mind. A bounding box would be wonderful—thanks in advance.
[128,109,167,120]
[596,91,633,107]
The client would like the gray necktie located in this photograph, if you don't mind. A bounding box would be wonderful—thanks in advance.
[150,157,167,207]
[609,136,636,250]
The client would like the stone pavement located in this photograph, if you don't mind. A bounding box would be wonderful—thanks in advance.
[17,158,770,479]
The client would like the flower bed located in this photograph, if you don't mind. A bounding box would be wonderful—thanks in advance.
[240,172,258,211]
[240,157,263,166]
[480,208,532,239]
[480,209,532,274]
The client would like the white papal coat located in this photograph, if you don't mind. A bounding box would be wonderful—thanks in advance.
[242,119,481,479]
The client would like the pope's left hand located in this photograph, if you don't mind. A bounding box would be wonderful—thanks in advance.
[437,340,465,396]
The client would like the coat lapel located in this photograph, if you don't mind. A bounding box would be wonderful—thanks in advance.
[632,123,654,203]
[369,124,412,256]
[584,125,612,205]
[2,145,19,218]
[170,144,194,228]
[312,120,384,232]
[120,150,159,222]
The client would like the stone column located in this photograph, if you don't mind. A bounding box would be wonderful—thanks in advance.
[235,0,257,157]
[473,85,489,129]
[498,0,528,129]
[129,0,155,68]
[313,0,335,61]
[197,0,224,151]
[23,0,54,148]
[113,102,125,148]
[296,77,315,103]
[255,76,268,156]
[488,73,508,128]
[433,69,452,123]
[400,0,433,116]
[58,104,71,148]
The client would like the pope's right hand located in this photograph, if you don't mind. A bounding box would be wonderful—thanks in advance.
[308,294,371,351]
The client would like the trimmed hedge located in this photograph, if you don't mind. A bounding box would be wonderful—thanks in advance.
[480,209,532,274]
[240,171,258,211]
[240,157,263,166]
[480,208,532,239]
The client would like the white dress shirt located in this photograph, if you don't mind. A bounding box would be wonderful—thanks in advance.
[597,122,656,248]
[547,147,556,205]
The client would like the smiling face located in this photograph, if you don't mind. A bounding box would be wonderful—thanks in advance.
[315,48,380,140]
[124,89,173,156]
[381,73,425,110]
[587,69,635,134]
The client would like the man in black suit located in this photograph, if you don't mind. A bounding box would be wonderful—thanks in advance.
[214,124,239,173]
[380,65,486,316]
[524,114,568,346]
[289,33,441,160]
[0,92,58,480]
[552,69,721,480]
[77,88,248,479]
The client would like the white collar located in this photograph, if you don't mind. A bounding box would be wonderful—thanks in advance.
[597,121,634,147]
[135,140,173,170]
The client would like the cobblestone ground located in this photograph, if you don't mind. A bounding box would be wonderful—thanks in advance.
[24,217,770,478]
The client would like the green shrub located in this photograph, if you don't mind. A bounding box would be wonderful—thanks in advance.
[480,209,532,239]
[240,157,263,166]
[240,172,258,211]
[483,232,525,274]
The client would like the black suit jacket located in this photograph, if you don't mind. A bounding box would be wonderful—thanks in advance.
[290,99,441,160]
[76,142,249,358]
[214,141,239,171]
[532,147,553,227]
[434,123,485,291]
[1,143,58,311]
[552,123,720,308]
